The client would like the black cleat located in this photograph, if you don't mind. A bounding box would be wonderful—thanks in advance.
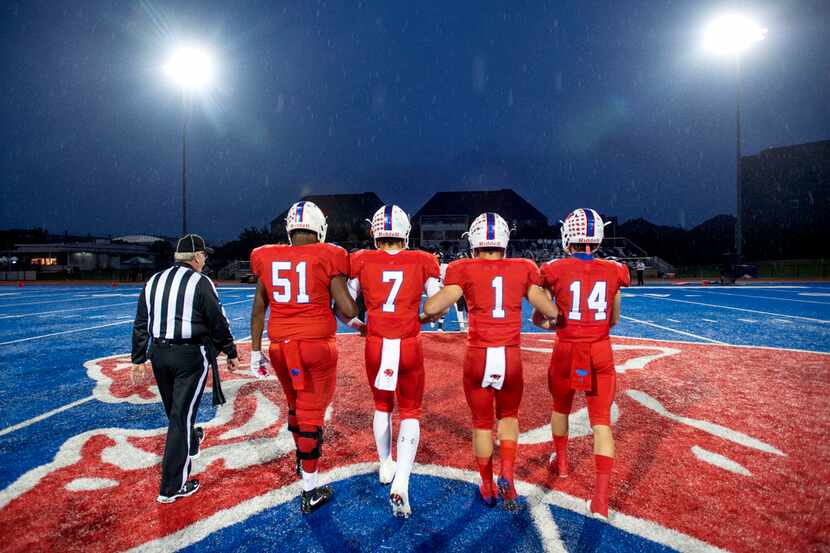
[190,427,205,458]
[497,477,519,512]
[157,479,200,504]
[301,485,333,514]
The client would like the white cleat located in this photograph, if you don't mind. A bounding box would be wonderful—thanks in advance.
[379,457,397,485]
[389,485,411,518]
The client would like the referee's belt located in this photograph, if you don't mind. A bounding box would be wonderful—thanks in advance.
[154,337,203,346]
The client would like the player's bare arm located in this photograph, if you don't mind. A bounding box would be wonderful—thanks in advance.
[531,287,556,330]
[330,275,358,320]
[423,284,463,319]
[609,290,622,327]
[250,280,269,353]
[527,284,558,320]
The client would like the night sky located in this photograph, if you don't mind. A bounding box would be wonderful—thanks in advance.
[2,1,828,242]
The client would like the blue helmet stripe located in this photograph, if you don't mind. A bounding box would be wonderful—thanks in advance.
[296,201,305,222]
[584,209,595,238]
[385,205,393,231]
[486,213,495,241]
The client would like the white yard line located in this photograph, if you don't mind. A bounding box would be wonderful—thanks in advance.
[0,320,133,346]
[0,301,135,320]
[0,396,94,436]
[640,296,829,324]
[620,316,727,344]
[697,290,830,305]
[0,296,125,309]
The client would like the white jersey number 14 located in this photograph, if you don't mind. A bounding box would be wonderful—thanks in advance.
[567,280,608,321]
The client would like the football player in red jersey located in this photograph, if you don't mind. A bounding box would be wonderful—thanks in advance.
[533,208,630,520]
[248,200,358,514]
[344,205,441,518]
[424,213,559,511]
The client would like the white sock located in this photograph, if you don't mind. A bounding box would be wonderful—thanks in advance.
[373,410,393,461]
[393,418,420,491]
[301,469,318,492]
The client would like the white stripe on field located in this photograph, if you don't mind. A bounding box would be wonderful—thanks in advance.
[620,315,727,344]
[0,396,94,436]
[640,296,829,324]
[0,301,135,319]
[691,446,752,476]
[0,320,132,346]
[698,289,830,305]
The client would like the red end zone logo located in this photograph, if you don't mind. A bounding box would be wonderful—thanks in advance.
[0,334,827,552]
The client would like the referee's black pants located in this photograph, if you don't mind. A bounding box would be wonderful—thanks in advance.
[151,342,209,496]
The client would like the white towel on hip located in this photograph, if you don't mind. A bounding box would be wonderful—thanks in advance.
[481,346,506,390]
[374,338,401,391]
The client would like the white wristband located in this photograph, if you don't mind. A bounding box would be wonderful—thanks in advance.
[250,350,262,365]
[347,317,364,329]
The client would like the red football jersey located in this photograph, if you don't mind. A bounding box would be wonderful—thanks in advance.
[251,242,349,341]
[541,255,630,343]
[350,249,440,339]
[444,258,542,347]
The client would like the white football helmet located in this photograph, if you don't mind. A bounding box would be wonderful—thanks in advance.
[466,212,511,250]
[285,200,327,244]
[560,208,605,251]
[370,204,411,248]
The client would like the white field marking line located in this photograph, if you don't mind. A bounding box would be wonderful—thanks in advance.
[800,292,830,297]
[701,318,718,323]
[698,289,830,305]
[0,296,130,309]
[641,296,830,324]
[0,301,135,319]
[620,315,727,344]
[0,395,94,437]
[222,298,254,307]
[772,319,793,324]
[0,320,132,346]
[527,332,830,357]
[610,333,830,356]
[0,293,21,297]
[631,285,807,290]
[627,389,784,456]
[126,462,726,553]
[666,318,681,323]
[737,318,758,323]
[691,446,751,477]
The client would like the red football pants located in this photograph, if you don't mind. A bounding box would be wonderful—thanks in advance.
[548,338,616,426]
[269,338,337,427]
[364,335,424,420]
[463,345,523,430]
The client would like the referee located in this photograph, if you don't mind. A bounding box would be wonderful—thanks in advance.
[130,233,239,503]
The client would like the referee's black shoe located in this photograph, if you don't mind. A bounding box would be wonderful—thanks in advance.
[190,427,205,459]
[157,479,200,504]
[301,485,333,514]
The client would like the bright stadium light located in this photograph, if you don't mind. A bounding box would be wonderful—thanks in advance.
[702,14,766,257]
[163,46,215,91]
[703,14,766,56]
[161,44,217,235]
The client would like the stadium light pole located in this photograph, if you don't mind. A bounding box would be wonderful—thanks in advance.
[703,15,766,257]
[163,46,215,235]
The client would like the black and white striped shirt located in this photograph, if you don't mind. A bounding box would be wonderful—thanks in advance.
[131,264,237,363]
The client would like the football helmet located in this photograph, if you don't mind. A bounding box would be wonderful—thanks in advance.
[560,208,605,250]
[370,204,411,248]
[466,212,510,250]
[285,201,327,244]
